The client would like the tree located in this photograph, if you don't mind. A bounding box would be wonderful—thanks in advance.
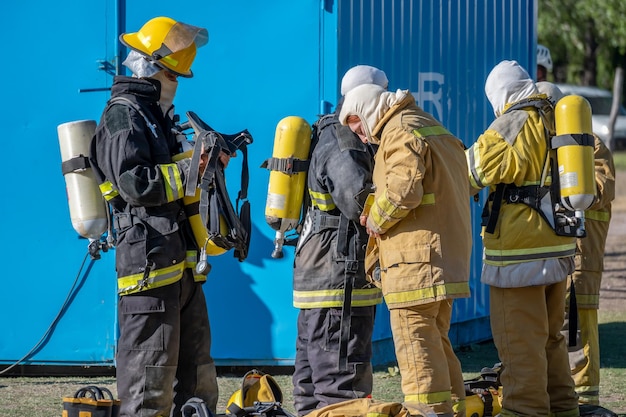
[538,0,626,90]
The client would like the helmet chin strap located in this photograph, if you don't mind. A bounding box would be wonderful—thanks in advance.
[151,70,178,115]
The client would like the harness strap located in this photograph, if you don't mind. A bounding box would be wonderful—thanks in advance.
[568,276,579,347]
[483,184,507,234]
[61,156,91,175]
[261,157,309,175]
[337,214,358,372]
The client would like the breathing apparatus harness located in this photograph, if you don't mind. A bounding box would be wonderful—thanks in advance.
[106,98,253,265]
[481,97,584,238]
[181,111,253,263]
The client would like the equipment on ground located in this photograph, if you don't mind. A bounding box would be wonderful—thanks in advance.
[262,116,312,258]
[464,363,503,417]
[226,369,286,417]
[552,94,596,237]
[62,385,121,417]
[58,120,113,258]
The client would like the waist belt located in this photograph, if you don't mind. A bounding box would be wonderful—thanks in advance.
[310,210,340,232]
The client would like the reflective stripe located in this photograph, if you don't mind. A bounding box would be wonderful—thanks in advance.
[411,125,451,138]
[384,282,469,306]
[161,54,179,68]
[185,250,207,282]
[575,293,599,306]
[370,191,410,229]
[421,193,435,205]
[293,288,382,309]
[467,145,485,189]
[309,190,336,211]
[585,209,610,222]
[484,243,576,265]
[117,262,185,295]
[99,181,120,201]
[405,390,452,404]
[453,398,466,414]
[159,163,184,202]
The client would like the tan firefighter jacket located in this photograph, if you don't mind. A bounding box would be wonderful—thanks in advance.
[346,91,472,309]
[467,96,577,285]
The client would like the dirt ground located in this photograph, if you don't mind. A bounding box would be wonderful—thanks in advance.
[599,169,626,311]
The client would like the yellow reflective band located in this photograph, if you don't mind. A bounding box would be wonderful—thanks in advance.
[421,193,435,205]
[161,54,179,67]
[585,209,610,222]
[370,192,410,229]
[384,282,469,306]
[575,294,599,306]
[484,243,576,265]
[184,251,207,282]
[117,262,185,295]
[411,125,451,138]
[405,390,451,404]
[159,163,184,202]
[453,398,466,413]
[467,145,486,189]
[293,288,383,309]
[309,190,336,211]
[99,181,119,201]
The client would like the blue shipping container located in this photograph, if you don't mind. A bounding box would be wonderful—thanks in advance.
[0,0,536,369]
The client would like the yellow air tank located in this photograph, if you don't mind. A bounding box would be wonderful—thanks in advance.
[57,120,108,241]
[263,116,312,258]
[465,387,502,417]
[172,150,228,261]
[553,95,596,235]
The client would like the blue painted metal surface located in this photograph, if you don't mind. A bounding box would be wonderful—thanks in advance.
[0,0,536,369]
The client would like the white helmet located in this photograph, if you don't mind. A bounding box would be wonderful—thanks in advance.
[537,44,553,72]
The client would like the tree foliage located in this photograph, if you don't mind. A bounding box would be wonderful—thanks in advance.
[538,0,626,89]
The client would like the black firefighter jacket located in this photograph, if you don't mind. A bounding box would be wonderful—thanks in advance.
[90,76,202,295]
[292,114,382,309]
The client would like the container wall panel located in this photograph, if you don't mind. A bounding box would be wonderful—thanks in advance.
[1,0,536,368]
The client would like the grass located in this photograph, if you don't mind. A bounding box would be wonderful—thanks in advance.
[613,150,626,170]
[1,310,624,417]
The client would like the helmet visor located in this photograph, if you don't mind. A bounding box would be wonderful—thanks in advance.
[152,22,208,60]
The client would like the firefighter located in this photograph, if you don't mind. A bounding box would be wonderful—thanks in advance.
[466,60,579,417]
[339,81,472,417]
[291,65,386,416]
[537,44,553,82]
[89,16,228,417]
[537,81,617,415]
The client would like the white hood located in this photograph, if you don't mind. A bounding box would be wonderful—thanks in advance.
[339,84,408,142]
[485,60,538,117]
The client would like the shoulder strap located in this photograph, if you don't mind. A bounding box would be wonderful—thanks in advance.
[108,96,159,139]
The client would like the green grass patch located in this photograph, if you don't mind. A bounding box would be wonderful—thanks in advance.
[613,150,626,170]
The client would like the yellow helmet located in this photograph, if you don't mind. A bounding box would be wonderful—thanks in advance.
[120,16,208,77]
[225,370,283,414]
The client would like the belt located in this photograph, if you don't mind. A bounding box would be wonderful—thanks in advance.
[310,210,340,232]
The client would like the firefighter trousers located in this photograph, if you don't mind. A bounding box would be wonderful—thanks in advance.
[292,306,376,417]
[390,300,465,417]
[116,269,218,417]
[490,281,579,417]
[564,307,600,405]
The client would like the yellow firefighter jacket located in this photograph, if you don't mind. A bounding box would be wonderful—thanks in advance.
[366,94,472,309]
[467,96,576,272]
[572,135,615,308]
